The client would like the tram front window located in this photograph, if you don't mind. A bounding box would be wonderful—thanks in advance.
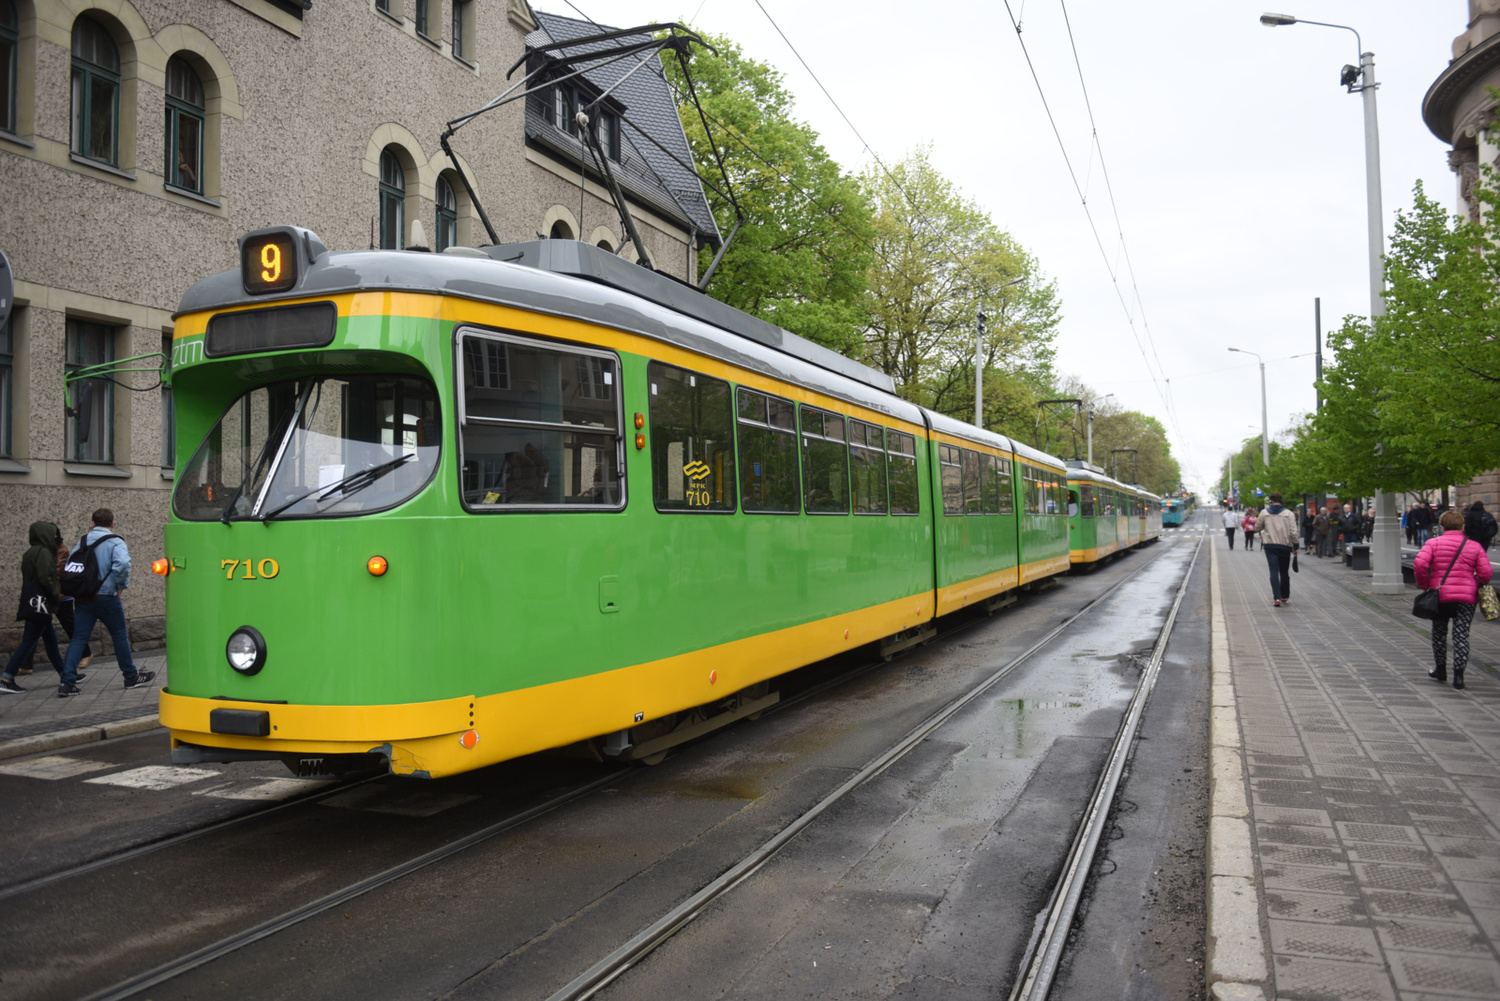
[174,375,440,521]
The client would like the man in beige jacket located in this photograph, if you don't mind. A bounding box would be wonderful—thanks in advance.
[1258,492,1300,607]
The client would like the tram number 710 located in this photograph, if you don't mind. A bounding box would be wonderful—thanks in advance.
[221,558,281,580]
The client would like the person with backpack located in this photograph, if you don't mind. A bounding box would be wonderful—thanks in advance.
[57,509,154,697]
[0,522,78,693]
[1415,510,1494,690]
[1465,501,1498,553]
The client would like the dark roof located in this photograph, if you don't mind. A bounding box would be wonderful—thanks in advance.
[526,12,720,245]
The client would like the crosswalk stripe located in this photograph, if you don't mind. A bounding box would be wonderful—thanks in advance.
[195,777,333,801]
[0,755,114,780]
[84,765,219,790]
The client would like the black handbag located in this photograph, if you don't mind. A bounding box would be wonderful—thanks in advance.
[1413,541,1467,621]
[15,578,53,623]
[1292,552,1299,573]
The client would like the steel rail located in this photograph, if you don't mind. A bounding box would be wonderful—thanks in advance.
[0,766,385,903]
[543,535,1194,1001]
[76,772,622,1001]
[1010,526,1207,1001]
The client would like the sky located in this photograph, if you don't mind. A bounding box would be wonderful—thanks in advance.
[531,0,1463,495]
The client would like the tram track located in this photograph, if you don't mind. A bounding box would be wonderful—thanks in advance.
[543,533,1203,1001]
[18,540,1190,1001]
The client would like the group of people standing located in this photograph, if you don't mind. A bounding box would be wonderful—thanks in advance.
[1,509,156,697]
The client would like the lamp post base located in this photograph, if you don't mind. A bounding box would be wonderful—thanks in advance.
[1370,488,1405,594]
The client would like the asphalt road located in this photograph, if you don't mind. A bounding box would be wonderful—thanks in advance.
[0,530,1210,1001]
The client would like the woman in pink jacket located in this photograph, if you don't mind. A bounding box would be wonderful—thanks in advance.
[1415,510,1494,689]
[1241,510,1258,551]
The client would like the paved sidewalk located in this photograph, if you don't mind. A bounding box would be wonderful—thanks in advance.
[1212,538,1500,1001]
[0,647,166,754]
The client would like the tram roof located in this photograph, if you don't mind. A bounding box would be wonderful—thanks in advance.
[177,239,927,426]
[1064,460,1150,496]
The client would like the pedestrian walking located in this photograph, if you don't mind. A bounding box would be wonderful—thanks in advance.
[57,509,154,697]
[1413,503,1433,546]
[1222,506,1239,549]
[1404,505,1415,546]
[1303,503,1317,554]
[1464,501,1497,553]
[0,522,77,693]
[13,530,93,677]
[1415,510,1494,689]
[1362,508,1375,542]
[1241,509,1258,551]
[1258,493,1299,607]
[1313,508,1332,558]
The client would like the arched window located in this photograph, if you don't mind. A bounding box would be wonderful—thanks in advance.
[549,220,574,240]
[0,0,16,135]
[596,238,614,252]
[71,16,120,164]
[379,147,405,249]
[165,56,204,192]
[435,174,457,251]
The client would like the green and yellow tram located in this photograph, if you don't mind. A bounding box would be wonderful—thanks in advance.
[1065,462,1161,565]
[156,229,1073,779]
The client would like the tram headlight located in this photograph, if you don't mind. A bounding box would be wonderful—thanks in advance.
[226,626,267,675]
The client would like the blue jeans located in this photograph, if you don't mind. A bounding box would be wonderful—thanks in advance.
[1416,528,1430,546]
[62,594,136,685]
[3,618,63,678]
[1264,545,1293,600]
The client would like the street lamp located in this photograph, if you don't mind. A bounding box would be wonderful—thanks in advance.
[1087,393,1114,465]
[977,276,1028,428]
[1261,11,1401,594]
[1227,347,1270,469]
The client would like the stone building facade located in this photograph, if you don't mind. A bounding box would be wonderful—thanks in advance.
[0,0,716,656]
[1423,0,1500,511]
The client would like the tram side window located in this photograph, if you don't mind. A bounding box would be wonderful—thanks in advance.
[800,405,848,514]
[887,429,920,515]
[650,362,735,512]
[459,332,622,508]
[1022,466,1043,516]
[849,419,888,514]
[992,456,1015,515]
[1048,473,1063,515]
[737,387,799,513]
[979,453,995,514]
[961,449,981,514]
[939,444,963,515]
[1079,484,1095,517]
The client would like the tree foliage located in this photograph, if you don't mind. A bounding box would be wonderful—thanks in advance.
[663,31,874,354]
[1286,180,1500,494]
[860,149,1061,440]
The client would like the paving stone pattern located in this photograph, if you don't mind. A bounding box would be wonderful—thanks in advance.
[0,650,166,741]
[1219,543,1500,1001]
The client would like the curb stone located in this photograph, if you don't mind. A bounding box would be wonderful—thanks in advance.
[1204,543,1273,998]
[0,714,159,761]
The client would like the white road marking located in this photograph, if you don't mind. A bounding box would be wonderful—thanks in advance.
[0,755,115,780]
[84,765,220,790]
[195,777,333,801]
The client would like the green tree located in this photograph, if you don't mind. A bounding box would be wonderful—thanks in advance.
[1302,181,1500,494]
[860,148,1061,439]
[663,31,874,354]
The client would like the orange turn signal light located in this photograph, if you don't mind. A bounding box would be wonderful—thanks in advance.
[634,412,645,430]
[151,558,170,576]
[635,433,646,450]
[367,556,388,576]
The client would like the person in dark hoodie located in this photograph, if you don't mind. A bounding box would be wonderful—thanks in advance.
[0,522,84,693]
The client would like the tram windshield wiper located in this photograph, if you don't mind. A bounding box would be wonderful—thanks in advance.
[220,403,300,525]
[259,453,416,523]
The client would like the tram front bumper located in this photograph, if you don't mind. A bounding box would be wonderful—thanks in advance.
[159,689,481,778]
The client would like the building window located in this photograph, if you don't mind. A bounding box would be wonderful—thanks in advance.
[379,146,405,249]
[66,319,114,463]
[0,0,16,135]
[161,331,174,468]
[375,0,391,13]
[436,175,457,251]
[71,16,120,165]
[414,0,429,36]
[553,84,575,134]
[0,311,12,457]
[597,111,619,160]
[165,56,204,193]
[452,1,472,62]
